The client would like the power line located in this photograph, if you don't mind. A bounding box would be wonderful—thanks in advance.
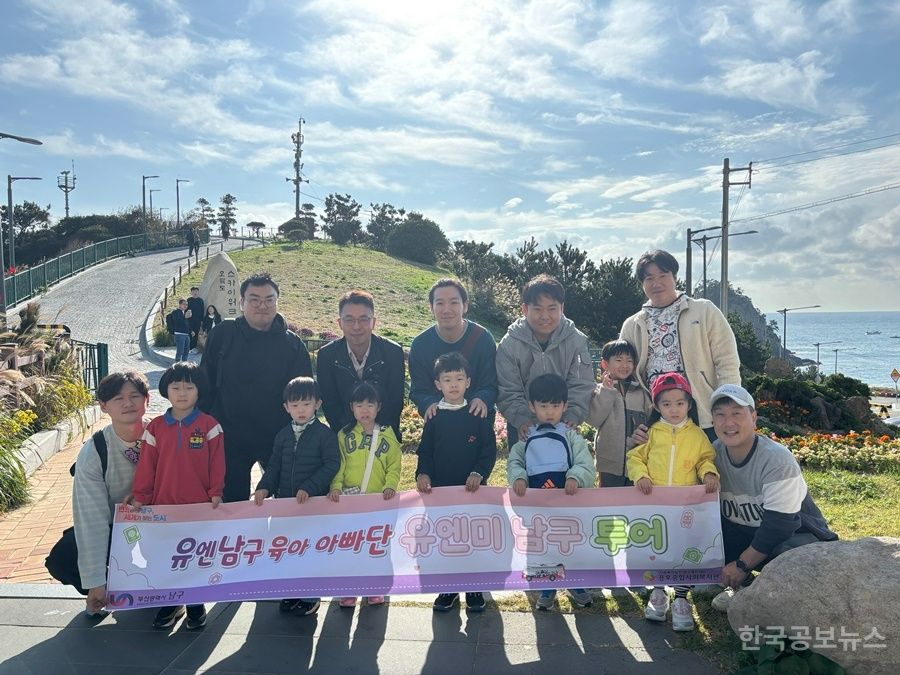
[755,131,900,165]
[755,139,900,171]
[730,183,747,221]
[731,181,900,224]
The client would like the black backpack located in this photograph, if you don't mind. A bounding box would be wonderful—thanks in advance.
[47,431,110,594]
[165,310,177,335]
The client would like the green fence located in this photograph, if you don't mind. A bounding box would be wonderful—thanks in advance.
[72,339,109,395]
[4,228,210,310]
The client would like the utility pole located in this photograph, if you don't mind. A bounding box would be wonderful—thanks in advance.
[285,118,308,219]
[685,225,720,297]
[176,178,190,230]
[57,162,76,219]
[720,158,752,315]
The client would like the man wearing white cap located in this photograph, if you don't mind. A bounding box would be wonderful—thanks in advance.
[709,384,837,610]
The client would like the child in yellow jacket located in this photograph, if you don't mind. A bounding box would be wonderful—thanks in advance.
[329,381,401,609]
[626,372,719,633]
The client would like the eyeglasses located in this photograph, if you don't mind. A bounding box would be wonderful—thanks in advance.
[245,296,277,307]
[339,316,373,326]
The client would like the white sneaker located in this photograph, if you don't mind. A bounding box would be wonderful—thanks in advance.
[671,597,695,631]
[644,588,669,622]
[711,587,735,612]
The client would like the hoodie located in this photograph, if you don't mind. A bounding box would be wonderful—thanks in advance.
[496,316,595,429]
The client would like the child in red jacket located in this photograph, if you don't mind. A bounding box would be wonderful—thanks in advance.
[133,362,225,631]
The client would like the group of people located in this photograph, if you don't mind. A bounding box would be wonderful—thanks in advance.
[63,249,837,633]
[165,286,222,361]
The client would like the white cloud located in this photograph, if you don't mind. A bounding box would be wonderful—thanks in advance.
[751,0,809,46]
[41,129,161,161]
[699,51,833,111]
[699,7,733,45]
[502,197,523,209]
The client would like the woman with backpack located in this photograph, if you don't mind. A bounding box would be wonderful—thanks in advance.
[48,371,150,616]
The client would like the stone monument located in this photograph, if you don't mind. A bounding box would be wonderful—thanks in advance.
[199,252,241,320]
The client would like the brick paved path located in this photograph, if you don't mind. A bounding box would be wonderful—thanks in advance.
[2,239,256,584]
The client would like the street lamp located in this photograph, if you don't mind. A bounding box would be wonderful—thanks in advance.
[832,347,856,375]
[690,229,758,299]
[1,132,42,330]
[6,176,42,269]
[142,175,159,230]
[777,305,821,358]
[812,341,842,373]
[0,132,42,145]
[159,207,169,227]
[176,179,190,230]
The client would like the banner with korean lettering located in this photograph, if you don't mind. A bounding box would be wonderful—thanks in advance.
[106,486,724,610]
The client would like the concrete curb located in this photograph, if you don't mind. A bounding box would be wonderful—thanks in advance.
[17,404,102,477]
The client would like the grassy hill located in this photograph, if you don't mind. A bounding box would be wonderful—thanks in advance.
[169,240,502,344]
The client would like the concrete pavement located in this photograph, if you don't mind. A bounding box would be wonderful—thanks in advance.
[0,594,719,674]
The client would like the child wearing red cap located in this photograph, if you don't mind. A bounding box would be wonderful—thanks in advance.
[626,371,719,632]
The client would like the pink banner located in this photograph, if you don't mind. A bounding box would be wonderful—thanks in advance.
[106,486,724,610]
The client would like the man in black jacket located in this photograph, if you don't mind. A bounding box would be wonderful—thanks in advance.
[186,286,204,350]
[200,272,312,502]
[316,290,405,440]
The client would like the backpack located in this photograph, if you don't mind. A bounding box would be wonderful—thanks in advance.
[523,423,573,489]
[48,431,110,594]
[165,310,177,335]
[69,430,108,478]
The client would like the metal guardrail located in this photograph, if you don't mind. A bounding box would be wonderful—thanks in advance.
[72,339,109,394]
[3,228,211,310]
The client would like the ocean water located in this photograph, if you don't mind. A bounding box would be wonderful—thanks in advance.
[764,311,900,388]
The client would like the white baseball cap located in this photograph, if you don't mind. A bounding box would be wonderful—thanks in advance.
[710,383,755,409]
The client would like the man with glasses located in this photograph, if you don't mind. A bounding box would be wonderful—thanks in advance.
[316,290,405,440]
[200,272,312,502]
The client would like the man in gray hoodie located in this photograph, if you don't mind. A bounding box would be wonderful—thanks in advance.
[496,274,595,446]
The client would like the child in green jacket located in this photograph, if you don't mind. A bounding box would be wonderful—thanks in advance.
[329,381,401,608]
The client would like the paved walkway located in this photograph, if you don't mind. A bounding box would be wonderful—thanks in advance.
[19,239,252,414]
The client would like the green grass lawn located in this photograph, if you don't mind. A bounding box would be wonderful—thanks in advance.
[169,240,506,344]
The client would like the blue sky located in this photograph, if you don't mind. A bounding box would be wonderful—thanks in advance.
[2,0,899,312]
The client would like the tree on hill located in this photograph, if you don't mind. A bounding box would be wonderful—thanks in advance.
[196,197,216,228]
[728,312,771,374]
[279,216,314,242]
[217,194,237,238]
[246,221,266,237]
[320,193,362,245]
[298,203,317,239]
[387,212,450,265]
[367,202,406,252]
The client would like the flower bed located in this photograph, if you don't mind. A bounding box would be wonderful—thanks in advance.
[780,430,900,473]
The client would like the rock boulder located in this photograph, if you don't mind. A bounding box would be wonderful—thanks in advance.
[198,252,241,321]
[728,537,900,674]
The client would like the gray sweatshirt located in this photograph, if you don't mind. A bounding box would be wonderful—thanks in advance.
[72,425,140,590]
[496,316,595,429]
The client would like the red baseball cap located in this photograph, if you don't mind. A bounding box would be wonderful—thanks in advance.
[650,372,692,401]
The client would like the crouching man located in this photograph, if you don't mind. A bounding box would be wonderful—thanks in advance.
[709,384,838,610]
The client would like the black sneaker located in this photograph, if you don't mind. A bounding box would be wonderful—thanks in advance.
[152,605,186,629]
[293,599,320,616]
[279,599,302,612]
[432,593,460,612]
[185,604,207,630]
[465,592,486,612]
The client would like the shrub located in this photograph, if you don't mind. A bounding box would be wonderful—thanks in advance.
[153,325,174,347]
[0,410,36,510]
